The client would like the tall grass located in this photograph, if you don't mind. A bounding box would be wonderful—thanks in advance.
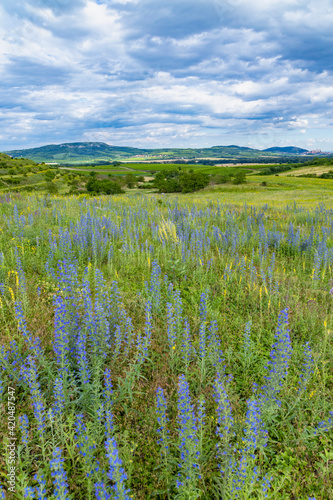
[0,191,332,499]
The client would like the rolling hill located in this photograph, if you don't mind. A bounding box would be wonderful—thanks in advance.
[3,142,327,165]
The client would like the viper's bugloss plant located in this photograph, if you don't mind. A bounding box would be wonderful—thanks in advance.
[105,437,131,500]
[50,447,71,499]
[24,487,35,499]
[156,387,170,462]
[53,377,65,417]
[176,374,201,498]
[19,414,29,446]
[94,482,111,500]
[34,471,48,500]
[27,356,46,434]
[214,373,234,447]
[53,296,71,373]
[259,308,292,410]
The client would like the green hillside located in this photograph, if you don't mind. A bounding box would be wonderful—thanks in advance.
[4,142,328,165]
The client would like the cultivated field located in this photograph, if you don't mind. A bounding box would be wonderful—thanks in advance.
[0,186,332,499]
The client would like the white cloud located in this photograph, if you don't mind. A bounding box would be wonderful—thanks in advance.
[0,0,333,150]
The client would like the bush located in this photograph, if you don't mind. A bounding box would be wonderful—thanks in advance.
[125,174,136,188]
[211,174,230,184]
[86,178,123,195]
[46,182,58,194]
[154,170,209,193]
[233,171,246,185]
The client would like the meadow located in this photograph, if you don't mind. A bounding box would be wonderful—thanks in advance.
[0,187,332,499]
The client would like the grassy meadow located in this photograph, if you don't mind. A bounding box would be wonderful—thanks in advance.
[0,183,333,499]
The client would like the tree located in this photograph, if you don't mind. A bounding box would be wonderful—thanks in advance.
[86,178,123,195]
[44,170,56,181]
[233,171,246,185]
[125,174,136,188]
[179,172,209,193]
[46,182,58,194]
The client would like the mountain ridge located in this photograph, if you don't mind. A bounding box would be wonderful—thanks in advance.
[4,141,325,164]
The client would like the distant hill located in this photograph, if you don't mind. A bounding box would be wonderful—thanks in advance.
[3,142,317,165]
[263,146,308,154]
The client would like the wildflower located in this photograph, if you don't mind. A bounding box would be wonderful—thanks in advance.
[199,292,207,323]
[137,301,152,364]
[197,395,205,454]
[24,487,35,499]
[156,387,169,460]
[313,411,333,435]
[199,322,206,359]
[76,325,90,385]
[53,377,65,417]
[50,447,71,499]
[94,483,111,500]
[243,399,268,459]
[27,356,46,434]
[18,414,29,446]
[261,474,272,497]
[104,368,113,406]
[105,437,131,500]
[34,471,48,500]
[213,373,235,457]
[75,413,99,478]
[177,374,200,494]
[53,296,71,373]
[0,486,6,499]
[259,308,292,409]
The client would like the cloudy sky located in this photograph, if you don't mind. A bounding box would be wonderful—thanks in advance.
[1,0,333,151]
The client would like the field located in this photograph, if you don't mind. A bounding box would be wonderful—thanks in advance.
[64,163,262,177]
[0,185,333,499]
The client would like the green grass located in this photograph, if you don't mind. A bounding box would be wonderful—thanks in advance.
[0,186,332,499]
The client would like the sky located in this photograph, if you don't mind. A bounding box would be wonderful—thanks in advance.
[1,0,333,151]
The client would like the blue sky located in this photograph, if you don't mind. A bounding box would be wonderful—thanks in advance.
[1,0,333,150]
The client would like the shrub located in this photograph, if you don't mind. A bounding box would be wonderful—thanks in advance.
[86,178,123,195]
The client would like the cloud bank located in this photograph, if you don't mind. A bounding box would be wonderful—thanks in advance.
[0,0,333,150]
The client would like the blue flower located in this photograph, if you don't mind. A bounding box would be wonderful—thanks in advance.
[243,399,268,459]
[94,483,111,500]
[105,437,131,500]
[27,356,46,434]
[104,368,113,406]
[213,373,235,456]
[53,296,71,373]
[313,411,333,435]
[24,487,35,499]
[34,471,48,500]
[53,377,65,417]
[18,414,29,446]
[177,374,200,494]
[259,308,292,409]
[199,292,207,323]
[49,447,71,499]
[156,387,169,459]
